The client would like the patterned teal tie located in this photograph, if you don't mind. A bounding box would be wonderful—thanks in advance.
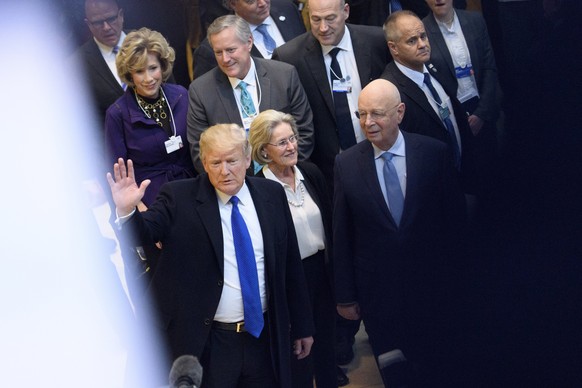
[230,196,264,338]
[237,81,257,118]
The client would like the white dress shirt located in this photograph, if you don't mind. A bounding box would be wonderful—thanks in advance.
[214,183,267,323]
[94,32,126,88]
[321,28,364,144]
[263,165,325,259]
[436,12,479,103]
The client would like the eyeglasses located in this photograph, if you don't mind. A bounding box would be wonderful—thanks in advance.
[87,10,121,29]
[356,103,401,121]
[267,134,298,149]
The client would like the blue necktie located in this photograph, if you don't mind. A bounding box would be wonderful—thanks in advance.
[329,47,357,150]
[390,0,403,12]
[255,24,276,54]
[237,81,257,118]
[423,73,461,170]
[381,152,404,226]
[230,196,264,338]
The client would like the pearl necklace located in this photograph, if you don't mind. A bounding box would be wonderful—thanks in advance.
[288,181,305,207]
[135,88,168,127]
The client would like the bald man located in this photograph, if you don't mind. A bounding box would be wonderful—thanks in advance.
[333,79,466,385]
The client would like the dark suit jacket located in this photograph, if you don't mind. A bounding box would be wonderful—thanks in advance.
[193,0,305,79]
[348,0,431,26]
[381,61,476,190]
[423,10,499,123]
[272,24,391,189]
[333,132,465,356]
[73,39,124,124]
[347,0,467,26]
[187,58,314,172]
[127,175,314,387]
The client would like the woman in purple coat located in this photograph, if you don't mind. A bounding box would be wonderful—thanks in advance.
[105,28,195,209]
[105,28,195,285]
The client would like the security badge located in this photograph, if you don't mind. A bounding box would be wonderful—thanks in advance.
[165,135,183,154]
[242,114,257,132]
[455,64,473,79]
[438,105,451,121]
[332,75,352,93]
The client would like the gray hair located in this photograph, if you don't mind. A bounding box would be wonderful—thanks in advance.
[207,15,252,48]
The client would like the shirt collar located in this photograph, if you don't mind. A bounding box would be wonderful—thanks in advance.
[321,26,352,56]
[395,61,429,89]
[215,182,253,206]
[436,11,459,34]
[249,15,276,30]
[262,165,303,188]
[372,130,406,159]
[228,58,257,90]
[94,31,126,55]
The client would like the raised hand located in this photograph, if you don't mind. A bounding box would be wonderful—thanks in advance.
[106,158,151,217]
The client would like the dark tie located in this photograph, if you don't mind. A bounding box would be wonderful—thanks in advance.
[381,152,404,226]
[230,196,264,338]
[423,73,461,170]
[390,0,403,12]
[329,48,357,150]
[237,81,257,118]
[255,24,276,54]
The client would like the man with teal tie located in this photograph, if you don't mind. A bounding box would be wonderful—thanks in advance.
[187,15,314,173]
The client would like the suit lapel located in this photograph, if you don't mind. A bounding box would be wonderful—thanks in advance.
[457,12,480,76]
[86,40,123,93]
[349,25,373,86]
[195,176,225,272]
[215,72,244,125]
[255,60,272,112]
[304,34,336,118]
[246,179,276,279]
[390,62,443,128]
[251,46,264,58]
[356,142,394,225]
[271,9,293,41]
[400,133,423,226]
[425,16,456,81]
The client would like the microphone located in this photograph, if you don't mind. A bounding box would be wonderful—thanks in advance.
[169,355,203,388]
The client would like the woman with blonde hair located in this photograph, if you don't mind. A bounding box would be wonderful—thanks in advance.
[249,110,337,388]
[105,27,195,209]
[105,28,195,279]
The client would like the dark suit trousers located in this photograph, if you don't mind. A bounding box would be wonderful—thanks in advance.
[291,250,336,388]
[201,322,276,388]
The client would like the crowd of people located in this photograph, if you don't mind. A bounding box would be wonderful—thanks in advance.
[64,0,582,387]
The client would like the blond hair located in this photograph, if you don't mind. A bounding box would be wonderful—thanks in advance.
[116,27,175,87]
[248,110,298,165]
